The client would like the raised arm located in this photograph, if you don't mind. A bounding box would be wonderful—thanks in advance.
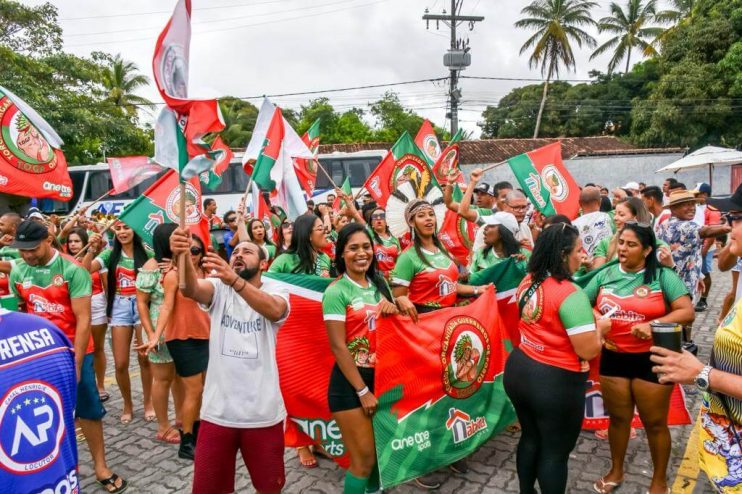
[169,228,215,306]
[458,168,483,223]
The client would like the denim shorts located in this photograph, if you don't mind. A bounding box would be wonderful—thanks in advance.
[110,295,140,326]
[702,250,714,275]
[91,292,107,325]
[76,353,106,420]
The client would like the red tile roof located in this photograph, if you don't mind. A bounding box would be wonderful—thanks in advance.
[317,137,684,165]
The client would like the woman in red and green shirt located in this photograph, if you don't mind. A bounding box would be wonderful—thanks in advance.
[391,199,481,320]
[583,222,693,494]
[323,222,398,494]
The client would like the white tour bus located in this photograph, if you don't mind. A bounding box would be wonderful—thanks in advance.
[35,149,385,216]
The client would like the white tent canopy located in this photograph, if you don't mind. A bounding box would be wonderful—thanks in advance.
[657,145,742,173]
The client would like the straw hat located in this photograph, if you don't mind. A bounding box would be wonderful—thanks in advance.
[664,189,700,208]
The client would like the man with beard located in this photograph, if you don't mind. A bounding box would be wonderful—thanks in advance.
[169,228,290,494]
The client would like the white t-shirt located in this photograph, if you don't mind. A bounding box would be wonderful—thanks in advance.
[200,277,290,428]
[572,211,613,257]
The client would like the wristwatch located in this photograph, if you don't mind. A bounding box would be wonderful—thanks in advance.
[695,365,713,392]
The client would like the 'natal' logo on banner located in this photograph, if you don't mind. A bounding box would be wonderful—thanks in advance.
[422,135,441,163]
[445,408,488,444]
[391,155,431,198]
[441,316,490,399]
[0,96,57,173]
[165,182,200,225]
[0,381,65,474]
[524,172,547,209]
[540,164,568,202]
[160,45,188,99]
[437,148,458,177]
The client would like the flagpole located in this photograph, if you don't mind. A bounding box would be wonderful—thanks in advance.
[481,159,508,173]
[316,163,340,190]
[64,188,114,219]
[178,181,187,289]
[74,221,114,260]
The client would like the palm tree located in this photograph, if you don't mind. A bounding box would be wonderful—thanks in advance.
[515,0,597,138]
[101,54,154,116]
[655,0,695,24]
[589,0,664,74]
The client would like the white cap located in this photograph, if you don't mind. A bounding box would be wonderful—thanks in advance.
[623,181,640,190]
[472,211,520,254]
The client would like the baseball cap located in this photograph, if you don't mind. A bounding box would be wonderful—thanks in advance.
[696,182,712,195]
[622,181,640,190]
[474,182,494,196]
[707,183,742,212]
[26,207,45,221]
[10,220,49,249]
[481,212,520,236]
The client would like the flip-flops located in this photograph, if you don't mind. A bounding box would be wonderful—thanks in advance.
[97,473,128,493]
[593,477,623,493]
[120,414,132,425]
[296,446,318,468]
[144,411,157,422]
[98,391,110,403]
[155,427,181,444]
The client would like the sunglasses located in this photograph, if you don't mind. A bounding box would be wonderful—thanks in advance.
[623,220,653,229]
[371,213,386,220]
[190,247,203,255]
[726,213,742,226]
[547,222,579,233]
[281,222,293,229]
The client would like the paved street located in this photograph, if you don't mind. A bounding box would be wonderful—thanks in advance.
[78,272,729,493]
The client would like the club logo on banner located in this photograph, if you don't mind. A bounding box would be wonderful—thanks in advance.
[441,316,490,399]
[540,164,568,202]
[391,155,431,196]
[159,45,188,99]
[165,182,200,225]
[422,135,441,163]
[437,148,458,178]
[0,100,57,173]
[0,381,65,474]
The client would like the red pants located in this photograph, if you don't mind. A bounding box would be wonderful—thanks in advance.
[192,420,285,493]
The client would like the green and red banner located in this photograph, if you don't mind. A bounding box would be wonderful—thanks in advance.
[374,286,515,487]
[0,86,72,201]
[199,136,233,190]
[362,131,435,208]
[414,119,441,166]
[432,128,464,185]
[507,142,580,220]
[294,118,321,195]
[332,177,352,210]
[118,169,210,249]
[107,156,162,195]
[438,183,476,266]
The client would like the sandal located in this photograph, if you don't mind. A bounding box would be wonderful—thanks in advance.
[155,426,180,444]
[595,428,637,440]
[506,422,521,433]
[296,446,318,468]
[313,445,333,460]
[593,477,623,493]
[120,414,132,425]
[97,473,128,493]
[144,411,157,422]
[98,391,110,403]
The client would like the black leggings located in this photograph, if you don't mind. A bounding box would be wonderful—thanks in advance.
[503,348,587,494]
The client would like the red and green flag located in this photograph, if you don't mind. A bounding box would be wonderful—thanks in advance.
[117,169,210,249]
[0,85,72,201]
[107,156,162,195]
[332,177,352,210]
[414,119,441,166]
[433,128,465,185]
[507,142,580,220]
[362,131,436,208]
[199,136,233,190]
[438,183,475,266]
[294,118,321,195]
[374,286,515,487]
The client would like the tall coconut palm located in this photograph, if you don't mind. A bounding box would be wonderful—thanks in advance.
[655,0,696,24]
[589,0,664,74]
[101,54,154,116]
[515,0,597,138]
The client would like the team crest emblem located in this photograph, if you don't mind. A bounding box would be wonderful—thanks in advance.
[52,275,64,287]
[540,165,568,202]
[521,286,544,323]
[0,94,57,173]
[441,316,490,399]
[159,44,188,99]
[422,135,441,162]
[0,381,65,474]
[165,183,201,225]
[437,148,458,178]
[634,285,650,298]
[391,154,432,198]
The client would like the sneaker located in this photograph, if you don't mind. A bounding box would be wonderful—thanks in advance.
[695,300,708,312]
[178,431,195,460]
[449,458,468,474]
[413,475,441,490]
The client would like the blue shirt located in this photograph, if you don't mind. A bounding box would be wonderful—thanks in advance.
[224,230,235,260]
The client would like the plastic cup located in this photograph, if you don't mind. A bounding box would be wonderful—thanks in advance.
[651,322,682,353]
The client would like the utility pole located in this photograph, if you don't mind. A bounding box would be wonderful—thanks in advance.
[423,0,484,135]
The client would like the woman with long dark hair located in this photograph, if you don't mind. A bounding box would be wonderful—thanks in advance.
[85,222,153,423]
[276,219,293,256]
[469,212,529,274]
[65,227,110,402]
[135,223,183,445]
[503,223,607,494]
[246,218,277,261]
[323,223,398,494]
[269,214,331,277]
[583,223,693,494]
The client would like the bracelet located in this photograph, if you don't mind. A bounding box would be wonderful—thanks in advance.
[229,277,240,288]
[356,386,370,398]
[236,280,248,292]
[473,286,479,295]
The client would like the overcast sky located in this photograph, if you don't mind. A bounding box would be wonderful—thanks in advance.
[28,0,669,138]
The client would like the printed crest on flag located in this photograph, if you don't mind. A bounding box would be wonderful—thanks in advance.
[441,316,491,399]
[165,181,201,225]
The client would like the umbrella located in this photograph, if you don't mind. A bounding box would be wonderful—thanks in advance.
[656,146,742,187]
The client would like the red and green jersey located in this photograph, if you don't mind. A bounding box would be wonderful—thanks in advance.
[391,248,458,309]
[10,251,93,353]
[470,247,530,274]
[322,275,385,368]
[269,251,331,277]
[368,228,400,276]
[517,275,595,372]
[96,249,152,296]
[583,264,688,353]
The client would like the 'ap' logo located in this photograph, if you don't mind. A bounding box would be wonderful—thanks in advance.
[0,381,65,473]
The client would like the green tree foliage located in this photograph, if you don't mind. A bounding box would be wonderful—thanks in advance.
[590,0,664,74]
[368,92,449,142]
[0,0,61,55]
[515,0,597,138]
[218,97,259,148]
[100,53,155,116]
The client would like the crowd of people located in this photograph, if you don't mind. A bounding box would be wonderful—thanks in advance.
[2,168,742,494]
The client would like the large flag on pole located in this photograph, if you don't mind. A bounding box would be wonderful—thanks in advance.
[432,129,465,185]
[507,142,580,219]
[152,0,192,114]
[107,156,162,195]
[293,118,321,195]
[438,184,475,266]
[0,86,72,201]
[362,132,435,208]
[199,136,233,190]
[414,119,442,166]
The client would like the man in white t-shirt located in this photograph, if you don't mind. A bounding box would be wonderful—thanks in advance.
[170,228,290,494]
[572,186,614,258]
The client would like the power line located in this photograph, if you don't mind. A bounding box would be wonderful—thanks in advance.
[60,0,292,21]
